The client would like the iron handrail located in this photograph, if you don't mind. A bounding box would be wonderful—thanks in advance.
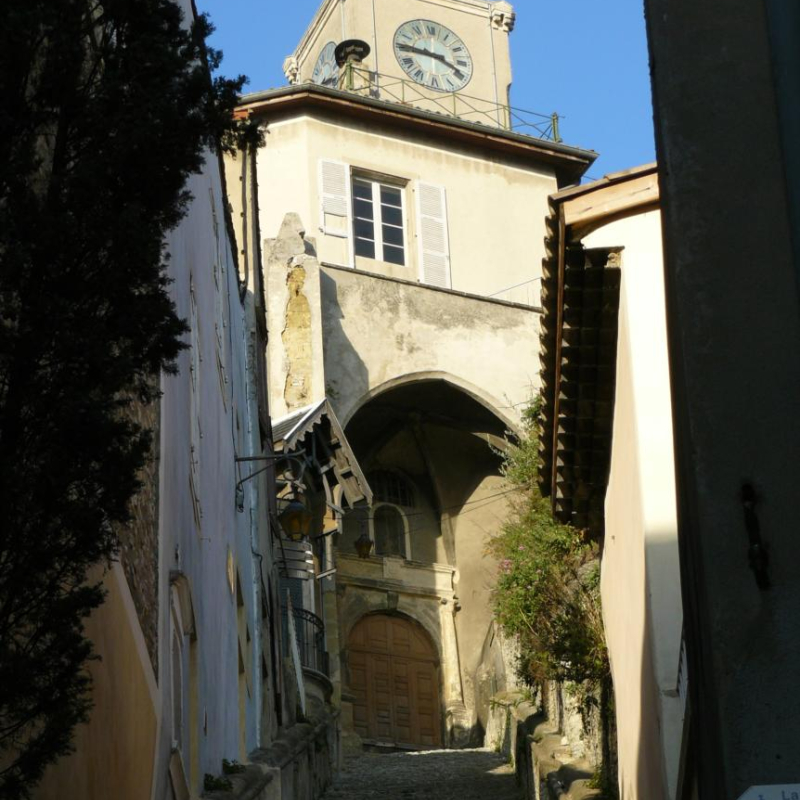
[281,604,329,676]
[335,63,561,141]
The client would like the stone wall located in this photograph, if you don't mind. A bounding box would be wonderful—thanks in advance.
[485,690,602,800]
[478,625,604,799]
[202,709,340,800]
[264,214,327,420]
[320,263,539,429]
[117,393,161,674]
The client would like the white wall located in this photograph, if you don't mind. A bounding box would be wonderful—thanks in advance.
[157,146,264,795]
[585,210,684,799]
[257,113,555,305]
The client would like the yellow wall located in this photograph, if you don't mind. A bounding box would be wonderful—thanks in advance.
[34,565,158,800]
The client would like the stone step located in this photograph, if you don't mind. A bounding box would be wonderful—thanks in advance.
[320,748,524,800]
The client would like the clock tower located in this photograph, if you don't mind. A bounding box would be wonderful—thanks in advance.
[284,0,516,127]
[232,0,594,754]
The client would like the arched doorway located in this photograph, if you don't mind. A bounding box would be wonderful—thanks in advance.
[348,614,441,748]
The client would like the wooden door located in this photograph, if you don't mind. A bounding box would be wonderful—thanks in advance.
[348,614,441,748]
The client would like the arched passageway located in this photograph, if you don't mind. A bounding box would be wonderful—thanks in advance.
[341,378,511,566]
[336,378,517,746]
[348,614,441,749]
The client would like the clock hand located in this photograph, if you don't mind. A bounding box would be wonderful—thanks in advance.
[397,44,466,81]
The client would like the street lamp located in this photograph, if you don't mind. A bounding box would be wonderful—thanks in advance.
[234,451,306,513]
[278,499,314,542]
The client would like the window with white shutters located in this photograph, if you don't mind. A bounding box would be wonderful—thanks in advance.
[416,182,451,288]
[319,159,351,239]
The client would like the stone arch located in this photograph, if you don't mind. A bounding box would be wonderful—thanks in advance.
[339,593,443,663]
[345,610,444,748]
[340,370,520,434]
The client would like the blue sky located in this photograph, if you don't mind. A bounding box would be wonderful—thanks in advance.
[198,0,655,180]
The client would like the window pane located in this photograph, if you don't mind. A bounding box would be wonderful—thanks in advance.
[353,180,372,200]
[384,245,405,266]
[354,198,374,221]
[374,506,405,557]
[380,185,402,206]
[355,238,375,259]
[369,471,414,506]
[381,205,402,227]
[383,224,404,247]
[354,218,375,240]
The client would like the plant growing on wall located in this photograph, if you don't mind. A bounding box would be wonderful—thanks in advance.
[0,1,255,797]
[490,398,616,793]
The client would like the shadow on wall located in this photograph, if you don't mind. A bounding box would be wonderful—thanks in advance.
[319,270,369,415]
[632,536,679,800]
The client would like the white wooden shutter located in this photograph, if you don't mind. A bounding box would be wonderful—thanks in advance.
[319,159,351,237]
[416,182,451,288]
[318,159,353,267]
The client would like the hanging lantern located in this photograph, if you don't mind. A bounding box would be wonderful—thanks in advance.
[278,499,314,541]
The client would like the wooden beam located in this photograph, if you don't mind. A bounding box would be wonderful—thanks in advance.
[562,171,660,232]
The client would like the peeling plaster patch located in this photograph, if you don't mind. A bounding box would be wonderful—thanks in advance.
[283,264,313,409]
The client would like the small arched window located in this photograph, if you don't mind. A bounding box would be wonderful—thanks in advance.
[369,470,414,508]
[373,504,407,558]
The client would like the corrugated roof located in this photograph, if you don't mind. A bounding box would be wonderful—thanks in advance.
[272,398,372,508]
[538,163,659,537]
[272,400,326,445]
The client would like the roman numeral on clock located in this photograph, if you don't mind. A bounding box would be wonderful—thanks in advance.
[394,20,472,91]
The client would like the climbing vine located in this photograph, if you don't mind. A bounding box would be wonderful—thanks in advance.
[490,398,617,794]
[490,399,608,685]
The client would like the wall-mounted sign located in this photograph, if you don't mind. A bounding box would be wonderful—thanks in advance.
[738,786,800,800]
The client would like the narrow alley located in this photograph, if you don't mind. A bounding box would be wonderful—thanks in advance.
[320,749,522,800]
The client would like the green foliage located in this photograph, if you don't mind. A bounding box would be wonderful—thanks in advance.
[491,398,617,795]
[0,1,252,796]
[490,397,609,687]
[222,759,246,775]
[204,774,233,792]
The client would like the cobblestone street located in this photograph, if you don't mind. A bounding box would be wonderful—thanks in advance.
[321,748,522,800]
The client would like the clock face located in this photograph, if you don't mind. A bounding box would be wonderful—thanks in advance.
[393,20,473,92]
[312,42,339,88]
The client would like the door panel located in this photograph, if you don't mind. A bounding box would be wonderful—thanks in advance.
[348,614,441,748]
[369,654,393,740]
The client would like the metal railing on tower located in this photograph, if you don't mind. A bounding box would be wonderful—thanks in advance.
[335,62,562,142]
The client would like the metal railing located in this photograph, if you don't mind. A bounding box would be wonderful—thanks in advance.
[281,604,329,676]
[336,63,561,141]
